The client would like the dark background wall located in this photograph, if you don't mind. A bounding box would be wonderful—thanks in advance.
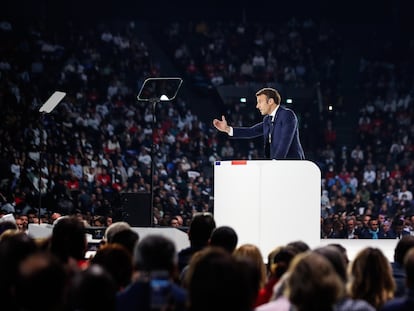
[1,0,409,24]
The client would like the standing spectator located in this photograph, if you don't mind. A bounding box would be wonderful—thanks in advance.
[0,232,38,310]
[116,235,187,311]
[209,225,238,254]
[233,243,267,308]
[313,246,376,311]
[91,244,133,291]
[15,252,68,311]
[177,212,216,273]
[49,216,88,271]
[256,245,297,307]
[185,246,257,311]
[382,248,414,310]
[348,247,395,309]
[390,236,414,298]
[287,252,344,311]
[67,264,117,311]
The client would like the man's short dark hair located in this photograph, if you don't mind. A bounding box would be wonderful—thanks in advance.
[255,88,281,106]
[50,216,86,262]
[286,240,310,253]
[189,212,216,247]
[210,226,238,253]
[394,235,414,264]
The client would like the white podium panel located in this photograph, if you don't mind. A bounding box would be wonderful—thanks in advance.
[214,160,321,259]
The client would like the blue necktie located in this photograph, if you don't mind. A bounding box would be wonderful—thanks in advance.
[268,116,274,141]
[264,115,273,158]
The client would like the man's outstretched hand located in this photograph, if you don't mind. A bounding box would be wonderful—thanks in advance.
[213,115,230,133]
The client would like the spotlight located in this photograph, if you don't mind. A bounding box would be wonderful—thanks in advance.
[160,94,169,101]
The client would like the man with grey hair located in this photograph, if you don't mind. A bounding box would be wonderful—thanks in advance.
[116,234,187,311]
[103,221,131,243]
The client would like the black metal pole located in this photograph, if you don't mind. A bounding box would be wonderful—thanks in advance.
[38,113,44,224]
[150,100,158,227]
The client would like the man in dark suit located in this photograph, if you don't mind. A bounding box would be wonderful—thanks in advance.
[116,235,187,311]
[381,247,414,311]
[213,87,305,160]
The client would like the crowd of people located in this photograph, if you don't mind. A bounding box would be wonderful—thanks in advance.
[0,14,413,240]
[0,10,414,311]
[2,212,414,310]
[155,18,414,240]
[0,19,216,228]
[157,18,342,91]
[319,27,414,239]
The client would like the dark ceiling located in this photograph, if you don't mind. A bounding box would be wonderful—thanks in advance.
[2,0,410,24]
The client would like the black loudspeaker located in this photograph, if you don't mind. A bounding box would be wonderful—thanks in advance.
[121,193,152,227]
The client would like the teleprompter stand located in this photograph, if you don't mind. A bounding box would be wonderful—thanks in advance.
[137,77,183,226]
[37,91,66,223]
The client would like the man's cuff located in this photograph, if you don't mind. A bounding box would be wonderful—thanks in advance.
[228,127,233,136]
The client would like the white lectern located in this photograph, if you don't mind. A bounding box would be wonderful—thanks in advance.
[214,160,321,258]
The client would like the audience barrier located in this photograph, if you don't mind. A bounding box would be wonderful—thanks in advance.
[28,224,190,257]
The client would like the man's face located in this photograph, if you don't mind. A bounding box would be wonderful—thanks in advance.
[106,217,113,226]
[51,213,61,222]
[256,94,273,116]
[16,219,24,231]
[170,219,179,227]
[20,216,28,227]
[323,223,333,233]
[369,220,379,230]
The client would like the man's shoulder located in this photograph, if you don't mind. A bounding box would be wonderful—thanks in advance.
[278,105,290,113]
[171,283,188,303]
[391,261,406,276]
[336,298,375,311]
[277,106,297,119]
[117,281,147,297]
[381,297,414,311]
[177,247,192,256]
[116,281,149,310]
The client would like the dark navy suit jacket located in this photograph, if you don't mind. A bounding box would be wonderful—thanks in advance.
[232,105,305,160]
[380,289,414,311]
